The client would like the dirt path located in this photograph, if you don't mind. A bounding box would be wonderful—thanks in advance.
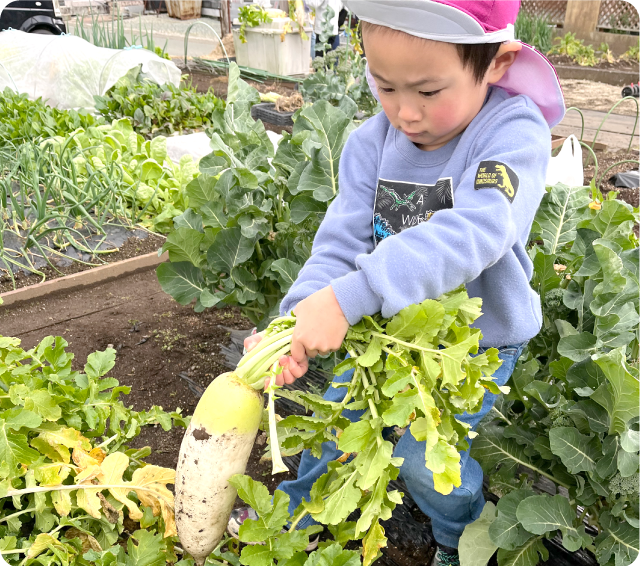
[560,78,639,117]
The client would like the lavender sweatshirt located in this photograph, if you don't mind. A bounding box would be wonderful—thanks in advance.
[280,87,551,346]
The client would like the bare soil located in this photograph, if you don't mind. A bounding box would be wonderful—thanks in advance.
[560,78,640,117]
[0,234,166,294]
[583,148,639,206]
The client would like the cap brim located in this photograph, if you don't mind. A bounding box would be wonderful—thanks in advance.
[494,42,565,128]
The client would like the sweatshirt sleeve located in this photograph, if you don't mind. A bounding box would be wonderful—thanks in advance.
[279,117,384,316]
[330,101,551,324]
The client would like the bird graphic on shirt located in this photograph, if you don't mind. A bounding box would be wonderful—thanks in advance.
[376,185,431,211]
[376,178,452,211]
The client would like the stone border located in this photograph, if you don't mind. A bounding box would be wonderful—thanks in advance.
[0,251,168,307]
[555,65,639,87]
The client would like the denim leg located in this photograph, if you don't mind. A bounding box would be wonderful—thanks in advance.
[277,365,363,528]
[395,343,526,548]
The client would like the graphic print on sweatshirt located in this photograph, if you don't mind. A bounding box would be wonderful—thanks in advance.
[373,177,454,246]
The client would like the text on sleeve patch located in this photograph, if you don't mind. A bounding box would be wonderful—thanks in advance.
[474,161,519,203]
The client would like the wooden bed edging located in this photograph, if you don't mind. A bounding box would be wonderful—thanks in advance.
[0,251,169,308]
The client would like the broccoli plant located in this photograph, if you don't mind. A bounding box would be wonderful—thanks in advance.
[460,184,639,566]
[156,64,356,328]
[609,472,639,497]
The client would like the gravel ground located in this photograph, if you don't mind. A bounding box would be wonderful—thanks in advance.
[132,14,221,37]
[560,79,639,117]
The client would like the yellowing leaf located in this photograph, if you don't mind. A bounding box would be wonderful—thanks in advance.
[38,425,91,451]
[362,520,386,566]
[426,440,461,495]
[131,465,176,514]
[27,533,64,559]
[98,452,143,520]
[34,462,72,486]
[160,499,177,537]
[72,446,101,470]
[89,447,107,464]
[30,437,67,463]
[75,464,101,484]
[76,485,103,519]
[52,490,72,516]
[32,425,90,463]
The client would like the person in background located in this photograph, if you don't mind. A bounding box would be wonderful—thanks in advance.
[306,0,343,57]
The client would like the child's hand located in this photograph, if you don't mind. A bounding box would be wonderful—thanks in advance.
[244,331,264,353]
[271,286,348,387]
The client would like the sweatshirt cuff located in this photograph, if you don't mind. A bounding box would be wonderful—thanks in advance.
[331,270,383,325]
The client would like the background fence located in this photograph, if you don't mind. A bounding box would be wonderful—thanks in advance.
[520,0,568,27]
[597,0,639,33]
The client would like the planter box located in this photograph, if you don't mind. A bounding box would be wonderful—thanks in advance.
[233,17,311,77]
[166,0,202,20]
[554,64,639,87]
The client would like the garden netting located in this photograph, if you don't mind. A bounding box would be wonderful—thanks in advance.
[0,30,181,110]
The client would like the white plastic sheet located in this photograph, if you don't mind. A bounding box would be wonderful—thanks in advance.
[0,29,181,110]
[166,132,214,163]
[166,130,283,163]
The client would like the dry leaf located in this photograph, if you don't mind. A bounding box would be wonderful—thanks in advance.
[65,527,102,553]
[98,492,120,524]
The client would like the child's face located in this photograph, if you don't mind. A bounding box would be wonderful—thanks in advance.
[364,30,517,151]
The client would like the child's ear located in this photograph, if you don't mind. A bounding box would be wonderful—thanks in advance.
[485,42,522,85]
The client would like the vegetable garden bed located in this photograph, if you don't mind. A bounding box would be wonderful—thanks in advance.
[0,37,637,564]
[0,233,165,294]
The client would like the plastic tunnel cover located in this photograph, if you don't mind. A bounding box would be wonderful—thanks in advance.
[0,29,181,110]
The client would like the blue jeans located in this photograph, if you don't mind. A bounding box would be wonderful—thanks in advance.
[276,343,526,548]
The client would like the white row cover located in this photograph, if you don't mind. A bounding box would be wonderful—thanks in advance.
[0,30,181,110]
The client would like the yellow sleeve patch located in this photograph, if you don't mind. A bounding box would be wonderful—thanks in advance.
[474,160,519,203]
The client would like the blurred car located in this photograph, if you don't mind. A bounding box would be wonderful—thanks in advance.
[0,0,66,34]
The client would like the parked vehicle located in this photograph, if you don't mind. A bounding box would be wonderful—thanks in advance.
[0,0,66,34]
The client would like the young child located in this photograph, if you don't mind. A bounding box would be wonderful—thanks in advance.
[229,1,565,564]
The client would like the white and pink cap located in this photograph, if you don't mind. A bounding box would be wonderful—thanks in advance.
[344,0,566,127]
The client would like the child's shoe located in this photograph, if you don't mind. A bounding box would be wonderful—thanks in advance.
[431,544,460,566]
[227,507,319,551]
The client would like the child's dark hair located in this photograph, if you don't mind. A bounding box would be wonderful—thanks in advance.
[457,43,502,82]
[361,21,502,83]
